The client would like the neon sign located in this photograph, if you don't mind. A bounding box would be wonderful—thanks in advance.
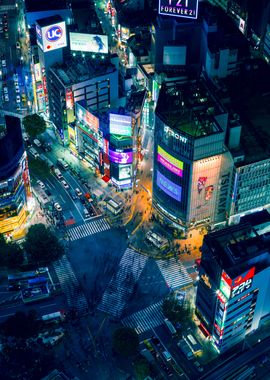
[157,146,183,177]
[231,267,255,299]
[157,171,182,202]
[164,126,188,143]
[159,0,198,20]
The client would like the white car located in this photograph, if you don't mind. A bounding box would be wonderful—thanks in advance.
[3,87,8,94]
[61,180,69,189]
[75,188,82,196]
[15,85,20,93]
[1,60,6,67]
[37,180,45,189]
[54,203,62,212]
[16,95,20,103]
[4,94,9,102]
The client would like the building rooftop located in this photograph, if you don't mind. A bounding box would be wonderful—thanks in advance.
[50,56,116,86]
[156,77,225,138]
[126,88,147,115]
[36,15,63,27]
[204,211,270,277]
[25,0,67,12]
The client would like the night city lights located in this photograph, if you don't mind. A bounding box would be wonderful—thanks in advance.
[0,0,270,379]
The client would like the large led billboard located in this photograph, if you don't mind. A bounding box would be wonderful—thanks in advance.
[157,146,183,177]
[157,171,182,202]
[109,149,133,164]
[36,21,67,53]
[159,0,199,20]
[76,103,99,132]
[119,164,132,180]
[70,32,109,54]
[219,268,255,300]
[163,46,187,66]
[109,114,132,137]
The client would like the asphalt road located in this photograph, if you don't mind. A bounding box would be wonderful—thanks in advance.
[200,336,270,380]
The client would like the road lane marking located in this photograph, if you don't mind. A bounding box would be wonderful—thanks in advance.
[0,313,15,318]
[39,303,57,308]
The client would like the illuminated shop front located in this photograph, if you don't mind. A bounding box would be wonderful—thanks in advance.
[0,116,32,238]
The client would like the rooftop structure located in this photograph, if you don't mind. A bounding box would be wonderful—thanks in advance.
[155,77,226,138]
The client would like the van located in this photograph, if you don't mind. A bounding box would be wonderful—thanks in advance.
[22,133,29,142]
[83,208,90,218]
[29,147,39,159]
[33,139,42,147]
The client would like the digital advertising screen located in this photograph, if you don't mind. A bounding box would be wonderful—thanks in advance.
[230,267,255,299]
[219,271,231,300]
[109,114,132,137]
[70,32,109,54]
[159,0,199,19]
[157,146,183,177]
[76,103,99,132]
[109,149,133,164]
[119,164,132,180]
[37,21,67,53]
[163,46,186,66]
[157,171,182,202]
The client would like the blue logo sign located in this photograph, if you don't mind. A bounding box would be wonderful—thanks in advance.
[46,25,63,42]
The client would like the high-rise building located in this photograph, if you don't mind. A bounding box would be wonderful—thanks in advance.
[152,77,234,231]
[0,115,31,238]
[47,56,118,145]
[195,211,270,353]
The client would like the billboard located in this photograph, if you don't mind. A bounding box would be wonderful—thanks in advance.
[119,164,132,180]
[76,103,99,132]
[65,88,74,110]
[163,46,186,66]
[36,21,67,53]
[157,171,182,202]
[231,267,255,299]
[157,146,183,177]
[109,113,132,136]
[109,149,133,164]
[70,32,109,54]
[159,0,199,19]
[34,63,42,82]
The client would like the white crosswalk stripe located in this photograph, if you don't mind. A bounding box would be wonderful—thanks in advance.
[53,255,88,316]
[98,248,148,317]
[68,218,110,241]
[122,301,164,334]
[156,258,193,290]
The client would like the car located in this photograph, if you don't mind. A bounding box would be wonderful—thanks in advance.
[4,94,9,102]
[37,180,45,189]
[45,189,52,196]
[70,190,77,200]
[194,361,203,372]
[54,203,62,212]
[61,180,69,189]
[3,87,8,94]
[75,188,82,196]
[16,41,20,49]
[15,85,20,93]
[16,95,20,103]
[13,73,18,81]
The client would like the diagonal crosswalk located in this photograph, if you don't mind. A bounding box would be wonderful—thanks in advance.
[122,301,165,334]
[97,248,148,318]
[67,218,110,241]
[156,258,193,290]
[53,255,88,316]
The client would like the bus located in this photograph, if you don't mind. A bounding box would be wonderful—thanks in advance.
[41,311,65,325]
[184,334,202,354]
[106,198,123,215]
[146,231,169,250]
[164,318,177,335]
[8,271,38,290]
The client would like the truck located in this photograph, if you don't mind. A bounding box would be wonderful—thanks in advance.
[33,139,42,147]
[57,158,68,170]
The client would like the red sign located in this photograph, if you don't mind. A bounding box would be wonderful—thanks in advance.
[232,267,255,289]
[66,88,74,110]
[86,110,99,132]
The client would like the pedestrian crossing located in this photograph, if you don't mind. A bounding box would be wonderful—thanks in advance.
[97,247,148,317]
[122,301,164,334]
[53,255,88,316]
[156,258,193,291]
[67,218,110,241]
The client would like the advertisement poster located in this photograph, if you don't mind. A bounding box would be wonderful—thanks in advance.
[70,32,109,54]
[157,170,182,202]
[119,164,132,180]
[109,114,132,136]
[109,149,133,164]
[157,146,183,177]
[159,0,199,19]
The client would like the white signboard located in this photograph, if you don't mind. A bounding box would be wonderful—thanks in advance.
[37,21,67,53]
[70,32,109,54]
